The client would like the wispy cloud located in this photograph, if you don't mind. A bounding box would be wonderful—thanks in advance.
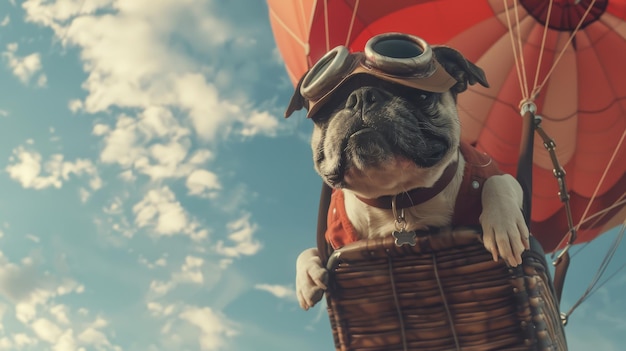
[0,15,8,27]
[178,306,238,351]
[254,284,296,301]
[0,249,119,350]
[132,186,208,241]
[240,110,280,138]
[186,169,221,198]
[5,145,102,191]
[0,109,8,118]
[23,0,283,140]
[215,213,262,259]
[8,2,296,350]
[147,255,209,300]
[1,43,47,87]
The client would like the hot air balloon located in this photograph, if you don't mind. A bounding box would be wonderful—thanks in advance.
[267,0,626,349]
[268,0,626,254]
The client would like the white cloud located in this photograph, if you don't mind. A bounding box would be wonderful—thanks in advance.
[5,146,102,191]
[174,256,204,284]
[25,234,40,243]
[77,327,110,348]
[53,330,77,351]
[0,251,47,304]
[79,187,91,203]
[254,284,297,301]
[1,43,47,86]
[0,337,10,350]
[0,15,9,27]
[95,109,218,183]
[148,280,175,297]
[13,333,38,350]
[36,74,47,87]
[22,0,114,30]
[0,250,84,326]
[31,317,63,343]
[0,109,8,118]
[215,214,261,258]
[49,304,71,325]
[95,114,144,168]
[186,169,221,198]
[132,186,207,241]
[146,302,175,318]
[0,252,121,351]
[148,256,205,298]
[68,99,83,113]
[22,0,281,143]
[240,110,280,137]
[138,255,168,269]
[178,306,238,351]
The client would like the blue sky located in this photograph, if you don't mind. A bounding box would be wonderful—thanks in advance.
[0,1,624,350]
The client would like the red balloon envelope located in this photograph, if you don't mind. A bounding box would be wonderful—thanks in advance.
[267,0,626,253]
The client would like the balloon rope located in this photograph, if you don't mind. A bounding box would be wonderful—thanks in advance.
[324,0,330,52]
[553,128,624,250]
[532,0,554,94]
[564,222,625,318]
[579,197,626,231]
[503,0,529,101]
[533,0,597,98]
[577,127,626,231]
[345,0,359,47]
[269,8,309,50]
[553,196,626,253]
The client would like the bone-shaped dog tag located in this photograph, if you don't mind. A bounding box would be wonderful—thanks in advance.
[392,229,417,247]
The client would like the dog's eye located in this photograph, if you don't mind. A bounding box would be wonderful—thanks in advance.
[418,92,436,102]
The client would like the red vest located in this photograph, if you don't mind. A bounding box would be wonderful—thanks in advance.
[325,142,504,249]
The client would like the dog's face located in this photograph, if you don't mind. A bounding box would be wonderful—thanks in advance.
[288,46,488,199]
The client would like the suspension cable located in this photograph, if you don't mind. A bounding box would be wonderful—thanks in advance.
[577,128,626,231]
[564,222,626,319]
[323,0,330,53]
[532,0,554,91]
[503,0,530,101]
[345,0,360,47]
[532,0,598,98]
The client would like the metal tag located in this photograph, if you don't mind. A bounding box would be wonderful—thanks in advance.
[392,229,417,247]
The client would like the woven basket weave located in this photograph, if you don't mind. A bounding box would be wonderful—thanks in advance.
[324,228,568,351]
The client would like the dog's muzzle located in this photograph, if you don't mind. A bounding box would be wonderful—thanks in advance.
[292,33,457,118]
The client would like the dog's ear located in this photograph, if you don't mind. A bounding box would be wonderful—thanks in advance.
[285,71,310,118]
[433,46,489,94]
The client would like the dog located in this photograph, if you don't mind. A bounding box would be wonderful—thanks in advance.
[286,40,530,311]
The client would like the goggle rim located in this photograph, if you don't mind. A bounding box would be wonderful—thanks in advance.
[299,33,458,118]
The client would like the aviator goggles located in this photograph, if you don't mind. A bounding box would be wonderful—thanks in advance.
[294,33,458,118]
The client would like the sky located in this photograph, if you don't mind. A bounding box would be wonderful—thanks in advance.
[0,1,624,350]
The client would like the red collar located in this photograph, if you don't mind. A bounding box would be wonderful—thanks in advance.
[355,156,459,210]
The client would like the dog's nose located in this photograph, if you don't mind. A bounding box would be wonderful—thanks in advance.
[345,87,386,112]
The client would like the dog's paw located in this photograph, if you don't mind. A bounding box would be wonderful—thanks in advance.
[296,248,328,310]
[480,175,530,267]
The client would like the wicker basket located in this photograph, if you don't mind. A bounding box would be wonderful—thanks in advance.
[323,228,567,351]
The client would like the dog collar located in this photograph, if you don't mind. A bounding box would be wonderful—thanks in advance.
[355,156,459,210]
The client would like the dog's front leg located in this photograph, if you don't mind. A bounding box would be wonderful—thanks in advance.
[295,247,328,310]
[480,174,530,266]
